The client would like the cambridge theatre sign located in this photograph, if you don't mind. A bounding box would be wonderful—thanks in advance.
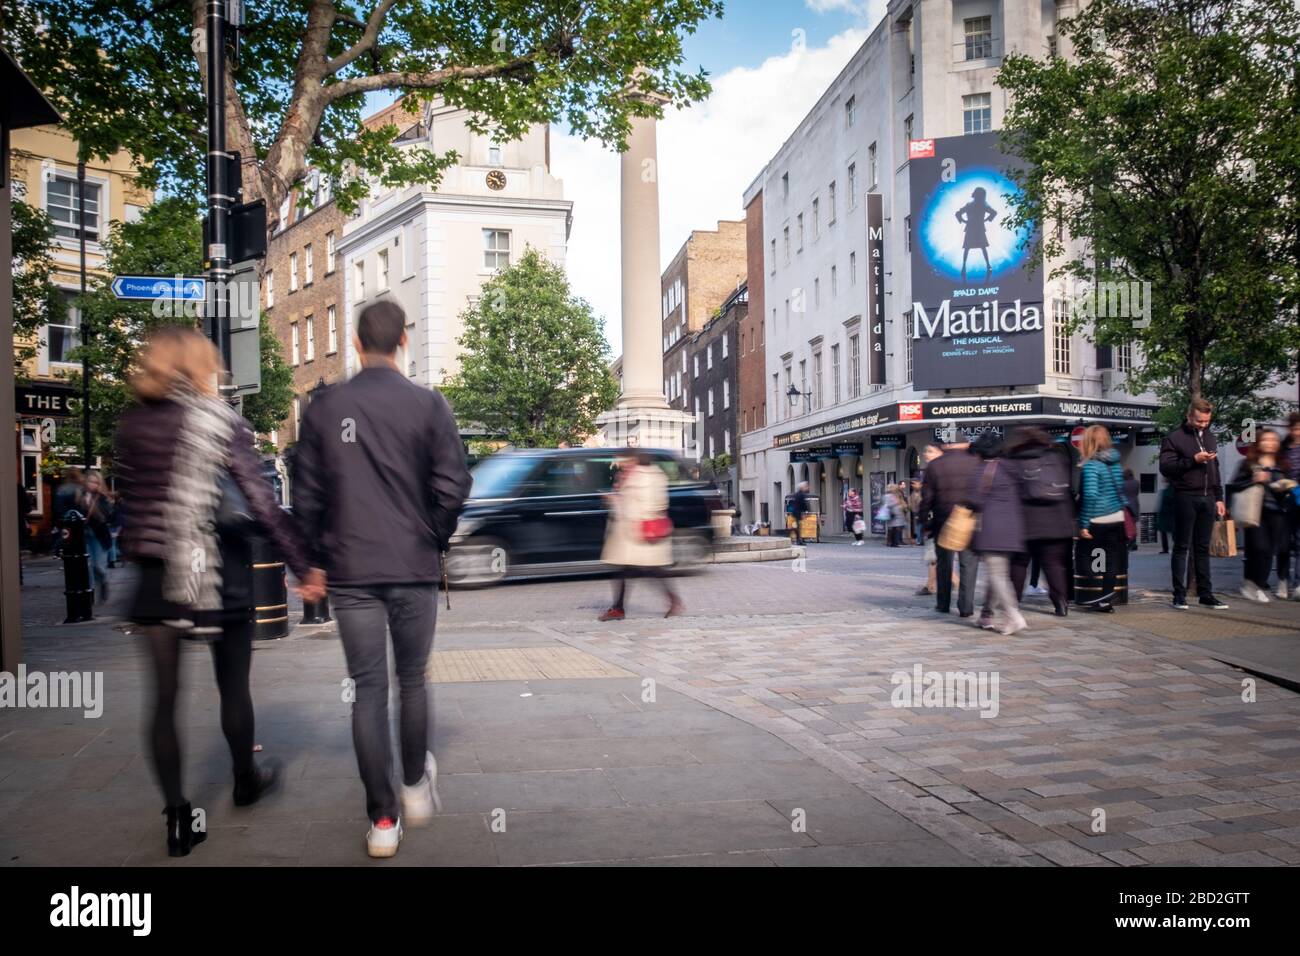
[773,397,1158,449]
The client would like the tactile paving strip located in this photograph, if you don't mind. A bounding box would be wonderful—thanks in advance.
[427,645,635,682]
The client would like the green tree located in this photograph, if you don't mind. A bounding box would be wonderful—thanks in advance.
[997,0,1300,436]
[2,1,723,232]
[444,247,619,447]
[11,199,63,370]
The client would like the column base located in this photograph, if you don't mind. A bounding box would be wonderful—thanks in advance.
[595,403,697,453]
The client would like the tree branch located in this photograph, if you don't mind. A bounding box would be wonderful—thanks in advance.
[324,57,539,103]
[325,0,399,75]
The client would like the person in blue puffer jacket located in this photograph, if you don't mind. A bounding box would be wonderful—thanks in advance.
[1077,425,1128,613]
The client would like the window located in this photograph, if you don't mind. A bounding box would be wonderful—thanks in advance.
[488,140,502,166]
[773,374,780,423]
[905,215,912,252]
[1052,299,1072,374]
[828,181,837,223]
[845,95,856,128]
[963,93,992,135]
[709,435,716,459]
[354,261,366,301]
[708,388,715,416]
[782,172,789,199]
[965,16,994,60]
[783,226,790,264]
[812,198,820,238]
[1116,341,1133,373]
[327,305,338,354]
[799,360,807,406]
[293,397,301,438]
[326,232,336,272]
[868,143,877,188]
[723,380,730,409]
[849,334,862,398]
[904,114,914,143]
[769,238,776,274]
[291,322,301,365]
[290,252,299,292]
[814,277,820,309]
[722,335,728,359]
[402,222,416,277]
[1048,34,1058,59]
[812,352,822,410]
[305,244,314,285]
[831,265,838,297]
[484,229,511,270]
[848,164,857,208]
[725,430,731,455]
[378,249,390,291]
[797,213,804,251]
[49,291,82,363]
[266,271,274,308]
[46,176,100,242]
[850,251,857,286]
[832,344,841,404]
[305,315,315,361]
[693,354,699,378]
[707,343,713,370]
[905,326,914,382]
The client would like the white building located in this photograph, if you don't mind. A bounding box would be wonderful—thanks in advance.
[738,0,1293,535]
[339,100,573,394]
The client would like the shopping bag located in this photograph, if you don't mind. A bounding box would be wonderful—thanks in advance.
[1230,484,1263,530]
[938,506,975,552]
[1209,518,1237,558]
[852,518,866,534]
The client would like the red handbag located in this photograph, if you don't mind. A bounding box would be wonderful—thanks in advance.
[641,516,673,543]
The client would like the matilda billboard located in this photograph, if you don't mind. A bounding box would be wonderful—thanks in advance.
[909,133,1044,390]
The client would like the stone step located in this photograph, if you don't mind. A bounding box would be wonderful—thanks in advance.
[714,537,797,553]
[711,544,802,563]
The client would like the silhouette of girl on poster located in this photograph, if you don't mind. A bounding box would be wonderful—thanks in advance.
[955,187,997,282]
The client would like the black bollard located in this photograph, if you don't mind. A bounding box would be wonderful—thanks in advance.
[61,510,94,623]
[250,532,289,640]
[301,593,331,625]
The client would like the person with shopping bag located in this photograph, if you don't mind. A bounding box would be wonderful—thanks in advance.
[1159,399,1229,610]
[845,488,865,545]
[920,439,981,617]
[1228,429,1296,603]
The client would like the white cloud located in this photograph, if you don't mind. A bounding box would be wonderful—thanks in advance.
[552,26,873,357]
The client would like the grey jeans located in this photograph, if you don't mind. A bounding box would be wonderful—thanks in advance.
[332,584,437,822]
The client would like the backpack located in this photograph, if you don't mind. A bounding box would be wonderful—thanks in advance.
[1020,451,1071,505]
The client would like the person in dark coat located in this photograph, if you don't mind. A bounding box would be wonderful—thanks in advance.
[115,326,319,858]
[1122,469,1141,551]
[1226,429,1294,602]
[1159,399,1228,609]
[920,441,981,616]
[1156,484,1176,554]
[790,481,811,545]
[967,432,1028,635]
[1005,428,1074,616]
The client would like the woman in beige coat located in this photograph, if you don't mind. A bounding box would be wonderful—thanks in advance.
[598,451,683,620]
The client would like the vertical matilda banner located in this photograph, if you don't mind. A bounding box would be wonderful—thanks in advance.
[908,133,1044,390]
[866,193,886,386]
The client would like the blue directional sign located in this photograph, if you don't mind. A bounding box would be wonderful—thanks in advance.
[111,275,207,302]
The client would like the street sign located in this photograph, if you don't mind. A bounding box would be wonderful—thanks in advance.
[112,275,206,302]
[1070,425,1087,449]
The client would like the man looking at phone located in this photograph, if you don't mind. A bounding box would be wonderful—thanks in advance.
[1159,398,1228,610]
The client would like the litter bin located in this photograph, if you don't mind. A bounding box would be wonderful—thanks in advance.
[250,532,290,640]
[1072,536,1129,606]
[60,509,94,623]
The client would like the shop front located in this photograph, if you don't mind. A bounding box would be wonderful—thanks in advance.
[13,381,79,546]
[772,395,1161,538]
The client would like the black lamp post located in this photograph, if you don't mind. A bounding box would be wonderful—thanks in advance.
[786,383,810,414]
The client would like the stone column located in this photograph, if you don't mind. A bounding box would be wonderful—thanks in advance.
[618,113,668,408]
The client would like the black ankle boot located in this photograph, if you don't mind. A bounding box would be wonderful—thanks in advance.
[164,803,207,857]
[1052,598,1068,617]
[233,761,280,807]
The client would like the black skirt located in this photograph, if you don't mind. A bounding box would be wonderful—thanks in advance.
[129,557,255,634]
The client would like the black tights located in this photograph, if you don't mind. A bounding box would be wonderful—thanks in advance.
[611,568,678,610]
[144,621,256,807]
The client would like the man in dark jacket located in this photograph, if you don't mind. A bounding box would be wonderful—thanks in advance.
[293,300,471,858]
[1158,399,1228,610]
[920,440,980,616]
[790,481,810,545]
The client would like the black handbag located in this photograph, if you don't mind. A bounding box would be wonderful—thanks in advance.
[213,471,256,537]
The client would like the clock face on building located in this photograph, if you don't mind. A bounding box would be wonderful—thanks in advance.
[486,169,506,190]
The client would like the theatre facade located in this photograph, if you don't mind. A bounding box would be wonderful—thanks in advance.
[736,1,1169,538]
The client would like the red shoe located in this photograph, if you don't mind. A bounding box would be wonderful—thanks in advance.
[598,608,625,621]
[665,601,685,618]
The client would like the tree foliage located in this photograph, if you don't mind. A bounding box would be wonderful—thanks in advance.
[2,0,723,234]
[443,247,619,447]
[11,200,63,370]
[997,0,1300,436]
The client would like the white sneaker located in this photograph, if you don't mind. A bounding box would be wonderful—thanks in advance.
[400,752,442,825]
[1026,585,1048,597]
[1239,583,1269,604]
[366,816,403,858]
[1276,582,1290,600]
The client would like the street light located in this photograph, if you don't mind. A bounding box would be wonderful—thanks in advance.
[786,383,810,414]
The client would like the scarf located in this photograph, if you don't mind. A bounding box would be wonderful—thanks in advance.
[161,381,237,631]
